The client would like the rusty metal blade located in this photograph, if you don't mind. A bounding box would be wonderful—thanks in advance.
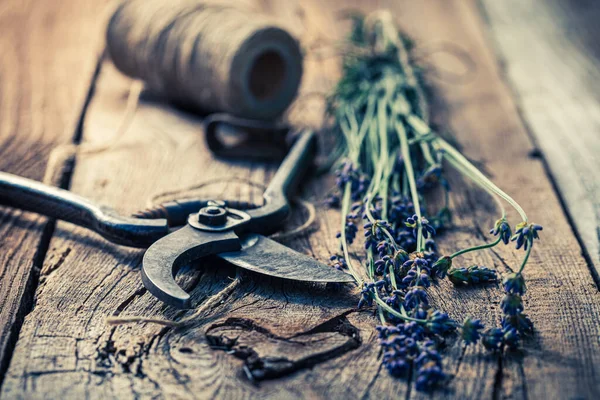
[142,225,241,308]
[217,233,354,283]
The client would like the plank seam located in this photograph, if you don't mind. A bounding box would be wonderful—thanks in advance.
[475,0,600,291]
[0,52,104,389]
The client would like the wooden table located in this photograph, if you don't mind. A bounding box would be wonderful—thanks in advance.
[1,1,599,398]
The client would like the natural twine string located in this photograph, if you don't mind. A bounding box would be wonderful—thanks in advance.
[43,80,143,186]
[106,0,303,120]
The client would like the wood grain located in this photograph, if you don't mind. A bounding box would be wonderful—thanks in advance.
[1,0,600,399]
[0,0,109,386]
[480,0,600,282]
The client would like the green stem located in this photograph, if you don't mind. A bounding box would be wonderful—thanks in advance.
[450,235,502,259]
[374,293,426,323]
[406,114,514,220]
[442,155,507,218]
[378,307,386,324]
[435,137,527,222]
[340,181,363,285]
[388,264,398,290]
[518,239,533,273]
[396,120,424,251]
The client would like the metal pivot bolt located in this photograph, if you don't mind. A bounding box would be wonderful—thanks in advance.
[198,205,227,226]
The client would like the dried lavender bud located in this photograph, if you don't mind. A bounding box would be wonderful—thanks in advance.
[415,341,446,391]
[490,218,512,244]
[511,222,543,250]
[417,164,442,189]
[432,256,452,279]
[425,311,456,335]
[481,328,504,351]
[448,265,497,285]
[324,193,341,208]
[500,293,524,316]
[329,255,348,271]
[461,317,485,345]
[403,286,428,310]
[502,313,534,335]
[405,214,436,239]
[502,327,520,349]
[503,272,527,295]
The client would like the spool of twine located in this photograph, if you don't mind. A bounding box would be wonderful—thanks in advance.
[106,0,303,120]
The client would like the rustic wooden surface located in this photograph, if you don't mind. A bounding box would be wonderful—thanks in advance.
[1,0,600,399]
[481,0,600,282]
[0,0,109,386]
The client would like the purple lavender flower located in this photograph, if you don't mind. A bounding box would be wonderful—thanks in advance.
[374,255,390,275]
[401,268,431,289]
[329,255,348,271]
[376,240,391,258]
[490,218,512,245]
[502,313,534,335]
[384,290,403,310]
[461,317,485,345]
[324,193,341,208]
[425,311,456,335]
[357,280,386,308]
[502,327,520,349]
[511,222,543,250]
[415,341,446,391]
[447,265,498,285]
[378,322,426,377]
[382,350,410,376]
[364,220,393,250]
[417,164,442,189]
[337,215,358,245]
[500,293,524,316]
[432,256,452,279]
[389,195,413,225]
[334,160,370,201]
[481,328,504,351]
[405,214,436,239]
[403,286,428,310]
[503,272,527,295]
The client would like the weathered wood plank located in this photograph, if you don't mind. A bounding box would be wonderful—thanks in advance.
[0,0,110,386]
[480,0,600,280]
[2,1,600,399]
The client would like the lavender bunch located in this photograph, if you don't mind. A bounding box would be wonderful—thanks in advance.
[325,11,542,391]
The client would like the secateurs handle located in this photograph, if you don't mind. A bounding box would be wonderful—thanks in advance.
[0,172,169,247]
[243,129,317,234]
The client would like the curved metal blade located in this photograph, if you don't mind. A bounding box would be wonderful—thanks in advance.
[217,233,354,283]
[142,225,240,308]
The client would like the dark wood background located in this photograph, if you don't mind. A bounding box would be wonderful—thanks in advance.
[1,0,599,399]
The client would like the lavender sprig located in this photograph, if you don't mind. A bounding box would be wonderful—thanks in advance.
[325,10,542,392]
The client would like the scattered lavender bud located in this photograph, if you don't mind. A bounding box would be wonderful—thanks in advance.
[481,328,504,351]
[503,272,527,295]
[404,286,428,310]
[461,317,485,345]
[502,327,520,349]
[500,293,524,316]
[502,313,534,335]
[490,218,512,245]
[425,311,456,335]
[448,265,497,285]
[511,222,543,250]
[432,256,452,279]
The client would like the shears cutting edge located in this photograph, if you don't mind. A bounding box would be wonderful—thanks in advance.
[0,126,353,308]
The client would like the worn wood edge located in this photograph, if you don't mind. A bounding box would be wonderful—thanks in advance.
[478,0,600,284]
[0,1,109,389]
[2,0,600,399]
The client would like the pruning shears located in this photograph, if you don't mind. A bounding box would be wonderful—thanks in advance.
[0,118,353,308]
